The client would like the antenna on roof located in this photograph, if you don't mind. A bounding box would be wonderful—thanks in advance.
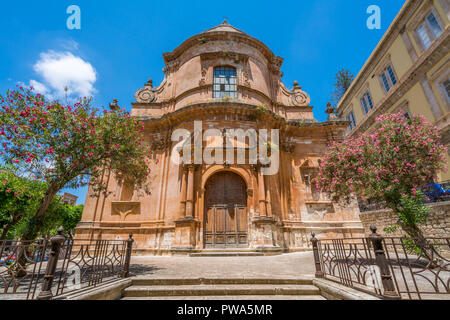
[222,16,229,24]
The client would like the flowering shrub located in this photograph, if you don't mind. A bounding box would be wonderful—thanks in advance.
[318,113,447,205]
[0,168,45,240]
[0,86,152,239]
[317,112,447,252]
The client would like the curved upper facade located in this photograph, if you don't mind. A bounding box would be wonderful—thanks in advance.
[131,21,313,121]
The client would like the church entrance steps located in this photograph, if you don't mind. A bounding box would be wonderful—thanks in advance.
[189,252,264,257]
[121,277,324,300]
[121,295,326,300]
[130,278,313,286]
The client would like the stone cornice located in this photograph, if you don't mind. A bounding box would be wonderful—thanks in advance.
[348,27,450,137]
[337,0,424,113]
[132,83,311,111]
[139,102,349,134]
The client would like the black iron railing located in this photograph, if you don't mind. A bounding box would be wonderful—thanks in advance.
[311,226,450,300]
[0,228,133,300]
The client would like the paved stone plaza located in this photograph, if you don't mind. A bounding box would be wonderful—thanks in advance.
[129,252,315,279]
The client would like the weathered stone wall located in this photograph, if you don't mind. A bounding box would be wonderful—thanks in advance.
[359,201,450,238]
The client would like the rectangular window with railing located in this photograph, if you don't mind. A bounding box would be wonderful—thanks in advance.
[347,111,356,130]
[416,12,443,50]
[360,91,374,115]
[380,65,397,92]
[443,78,450,103]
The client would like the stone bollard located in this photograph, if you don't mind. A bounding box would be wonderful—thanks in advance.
[368,225,401,300]
[122,233,134,278]
[310,232,324,278]
[37,227,66,300]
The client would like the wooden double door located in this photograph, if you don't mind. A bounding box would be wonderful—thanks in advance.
[204,172,248,248]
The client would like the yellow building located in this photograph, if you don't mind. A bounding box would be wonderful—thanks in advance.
[337,0,450,181]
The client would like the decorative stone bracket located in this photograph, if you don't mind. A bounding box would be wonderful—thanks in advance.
[135,79,157,103]
[111,202,141,221]
[291,81,311,107]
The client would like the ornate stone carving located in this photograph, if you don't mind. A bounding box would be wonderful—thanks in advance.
[242,70,251,87]
[135,79,156,103]
[281,141,296,153]
[291,81,311,107]
[306,203,335,220]
[325,102,340,121]
[109,98,120,110]
[269,56,284,76]
[199,67,208,86]
[163,60,180,74]
[150,135,171,151]
[111,202,141,221]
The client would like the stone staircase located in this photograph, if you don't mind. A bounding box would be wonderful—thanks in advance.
[121,277,325,300]
[190,252,264,257]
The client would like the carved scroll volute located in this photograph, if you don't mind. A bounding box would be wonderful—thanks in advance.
[135,79,156,103]
[291,81,311,107]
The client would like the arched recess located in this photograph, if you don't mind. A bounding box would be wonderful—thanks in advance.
[202,170,249,248]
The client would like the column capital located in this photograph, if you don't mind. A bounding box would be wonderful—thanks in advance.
[186,164,200,171]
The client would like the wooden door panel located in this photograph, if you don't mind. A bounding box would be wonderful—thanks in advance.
[226,207,235,232]
[204,172,248,248]
[236,207,247,232]
[215,207,226,233]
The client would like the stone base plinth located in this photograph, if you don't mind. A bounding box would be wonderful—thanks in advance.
[173,217,200,249]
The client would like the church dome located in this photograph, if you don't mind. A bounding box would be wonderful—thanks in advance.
[201,20,247,35]
[132,21,313,122]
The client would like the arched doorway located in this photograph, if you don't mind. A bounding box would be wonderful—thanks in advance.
[204,171,248,248]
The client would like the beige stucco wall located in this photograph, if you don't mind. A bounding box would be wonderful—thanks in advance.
[338,0,450,180]
[359,201,450,238]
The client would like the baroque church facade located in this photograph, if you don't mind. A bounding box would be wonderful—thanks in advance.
[76,21,364,254]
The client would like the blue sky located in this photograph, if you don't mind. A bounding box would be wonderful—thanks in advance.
[0,0,406,204]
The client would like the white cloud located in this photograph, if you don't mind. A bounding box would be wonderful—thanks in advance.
[60,39,79,51]
[32,50,97,99]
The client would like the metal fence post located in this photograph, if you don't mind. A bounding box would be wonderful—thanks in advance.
[310,232,324,278]
[37,227,65,300]
[122,233,134,278]
[368,225,401,300]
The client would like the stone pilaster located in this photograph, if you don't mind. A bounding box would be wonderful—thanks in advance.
[257,166,266,217]
[185,165,195,218]
[179,166,187,219]
[419,76,443,121]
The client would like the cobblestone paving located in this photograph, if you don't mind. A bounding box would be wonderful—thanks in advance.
[130,252,316,279]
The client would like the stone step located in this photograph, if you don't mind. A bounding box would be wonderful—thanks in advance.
[121,295,326,300]
[190,252,264,257]
[131,278,313,286]
[123,284,320,297]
